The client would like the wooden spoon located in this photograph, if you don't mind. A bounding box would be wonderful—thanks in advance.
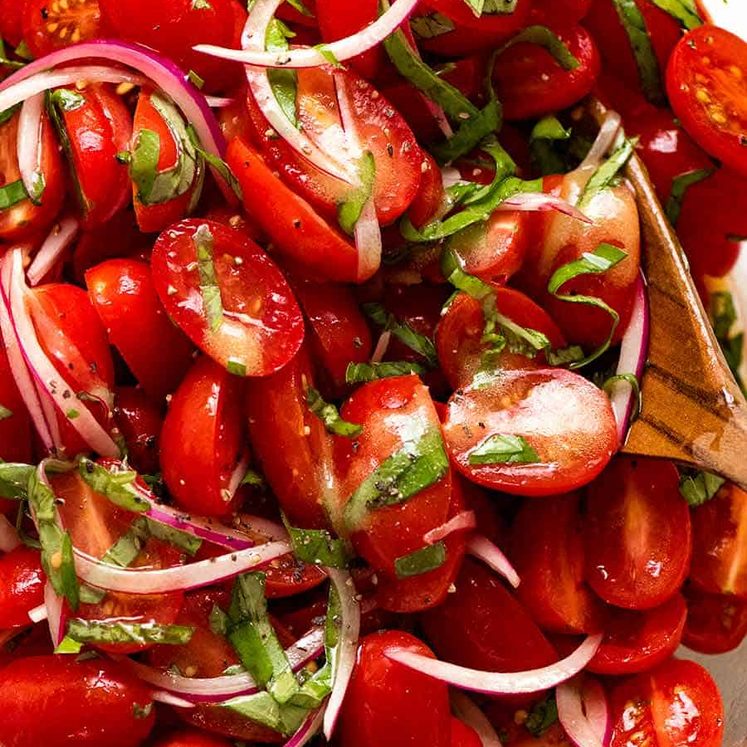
[588,99,747,488]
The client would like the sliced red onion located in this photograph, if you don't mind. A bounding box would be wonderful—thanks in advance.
[580,111,622,171]
[385,634,602,696]
[151,691,197,709]
[17,93,45,205]
[236,513,289,542]
[441,166,463,189]
[74,539,292,594]
[0,514,20,552]
[205,95,234,108]
[195,0,420,69]
[27,217,80,287]
[286,707,325,747]
[497,193,592,224]
[322,569,361,740]
[43,580,65,647]
[424,510,476,545]
[124,626,324,703]
[450,692,504,747]
[580,676,611,745]
[467,534,521,589]
[609,273,648,445]
[556,675,611,747]
[28,603,48,624]
[370,329,392,364]
[226,452,251,503]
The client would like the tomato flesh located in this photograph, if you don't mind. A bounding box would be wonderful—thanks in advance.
[0,547,45,629]
[23,0,102,58]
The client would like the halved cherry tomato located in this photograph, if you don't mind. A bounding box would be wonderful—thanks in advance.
[23,0,103,58]
[152,730,233,747]
[424,0,533,35]
[443,368,617,496]
[451,717,483,747]
[584,458,692,610]
[587,593,687,675]
[492,25,601,121]
[86,259,195,400]
[0,547,44,629]
[113,387,163,475]
[609,659,724,747]
[531,0,591,25]
[0,656,155,747]
[689,482,747,598]
[160,355,247,518]
[0,109,65,241]
[339,630,451,747]
[152,218,304,377]
[408,152,445,229]
[666,25,747,176]
[682,586,747,654]
[510,493,605,634]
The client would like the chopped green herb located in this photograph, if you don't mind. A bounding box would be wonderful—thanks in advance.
[710,291,745,394]
[227,358,247,377]
[266,19,299,127]
[0,180,29,210]
[60,619,194,651]
[665,168,713,225]
[284,519,349,568]
[525,694,558,736]
[0,405,12,420]
[222,691,308,736]
[314,43,342,67]
[649,0,702,29]
[468,434,540,465]
[345,361,427,383]
[66,409,80,420]
[187,125,243,201]
[240,469,265,488]
[410,12,455,39]
[78,458,149,513]
[499,25,579,70]
[306,387,363,438]
[679,469,725,507]
[363,302,438,366]
[530,115,572,175]
[285,0,313,16]
[51,88,85,112]
[338,152,376,235]
[192,0,212,9]
[187,69,205,89]
[394,542,447,578]
[578,138,636,209]
[193,223,223,333]
[209,604,229,636]
[462,0,519,14]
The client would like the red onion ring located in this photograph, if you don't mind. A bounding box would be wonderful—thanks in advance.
[151,691,197,709]
[580,111,622,171]
[370,329,392,364]
[43,580,66,647]
[497,193,593,224]
[424,510,476,545]
[450,692,504,747]
[466,534,521,589]
[385,634,602,696]
[16,93,45,205]
[27,603,48,624]
[27,217,80,287]
[286,707,325,747]
[556,674,611,747]
[0,514,20,552]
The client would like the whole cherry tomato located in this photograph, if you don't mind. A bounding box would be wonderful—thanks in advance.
[0,547,45,629]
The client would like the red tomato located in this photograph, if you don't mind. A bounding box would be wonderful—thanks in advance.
[424,0,533,35]
[339,630,451,747]
[245,346,334,529]
[86,259,195,401]
[160,355,247,518]
[22,0,102,58]
[226,137,363,283]
[152,730,233,747]
[0,0,24,46]
[0,656,155,747]
[0,547,44,629]
[609,659,724,747]
[492,25,601,121]
[408,152,445,229]
[152,218,304,377]
[667,25,747,176]
[682,586,747,654]
[443,368,617,496]
[53,83,132,229]
[510,493,605,634]
[584,458,692,610]
[421,557,559,675]
[113,387,163,475]
[531,0,591,25]
[0,109,65,241]
[451,717,482,747]
[689,482,747,598]
[588,593,687,675]
[99,0,245,92]
[0,347,33,474]
[333,375,452,578]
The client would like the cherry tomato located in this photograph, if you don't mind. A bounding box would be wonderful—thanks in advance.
[424,0,533,35]
[0,109,65,242]
[666,25,747,176]
[226,137,363,282]
[408,152,446,229]
[510,493,605,634]
[443,368,617,496]
[23,0,103,58]
[531,0,591,25]
[0,547,44,629]
[152,730,233,747]
[689,482,747,598]
[0,347,33,475]
[0,655,155,747]
[584,458,692,610]
[492,25,601,121]
[339,630,451,747]
[609,659,724,747]
[587,593,687,675]
[113,386,163,475]
[451,717,483,747]
[0,0,24,47]
[152,218,304,377]
[682,586,747,655]
[160,355,247,518]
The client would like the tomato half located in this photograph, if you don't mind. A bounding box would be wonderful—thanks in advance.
[0,547,45,629]
[23,0,103,58]
[152,218,304,377]
[152,730,233,747]
[443,368,617,496]
[113,387,163,475]
[584,458,692,610]
[682,586,747,654]
[451,717,483,747]
[666,25,747,177]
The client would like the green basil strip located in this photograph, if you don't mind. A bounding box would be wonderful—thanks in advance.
[678,469,725,507]
[48,89,89,214]
[145,517,203,555]
[0,405,12,420]
[227,573,300,705]
[411,12,455,40]
[78,458,149,513]
[343,427,449,531]
[338,152,376,235]
[525,694,558,737]
[191,223,224,333]
[60,619,195,652]
[499,25,579,71]
[345,361,427,384]
[664,168,713,225]
[610,0,664,104]
[649,0,702,30]
[468,434,540,465]
[710,291,745,395]
[431,98,501,165]
[547,243,628,368]
[530,115,572,176]
[130,128,160,202]
[363,303,438,366]
[284,521,349,568]
[314,43,343,68]
[394,541,447,579]
[240,469,265,488]
[0,179,29,210]
[306,387,363,438]
[267,18,299,127]
[577,138,635,210]
[285,0,313,16]
[463,0,520,15]
[0,463,34,499]
[51,88,85,112]
[222,691,309,736]
[27,468,80,609]
[0,103,22,126]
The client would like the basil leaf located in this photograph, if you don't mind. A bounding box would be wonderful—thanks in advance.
[285,0,313,16]
[0,405,13,420]
[500,25,579,70]
[394,542,447,578]
[209,604,229,636]
[101,523,146,568]
[51,89,85,112]
[343,428,449,531]
[468,434,539,465]
[430,97,501,165]
[530,115,572,175]
[284,522,349,568]
[363,303,438,366]
[577,138,636,209]
[78,458,149,513]
[240,469,265,488]
[649,0,702,30]
[146,517,203,555]
[314,43,343,67]
[463,0,519,14]
[710,291,745,395]
[345,361,427,383]
[227,358,247,377]
[665,168,713,225]
[679,470,725,507]
[0,463,34,499]
[0,103,21,126]
[222,691,308,736]
[62,619,195,649]
[411,12,455,39]
[266,18,299,128]
[187,126,243,201]
[0,180,28,210]
[525,694,558,737]
[193,223,224,333]
[338,151,376,235]
[306,387,363,438]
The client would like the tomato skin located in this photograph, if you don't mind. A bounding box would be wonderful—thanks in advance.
[113,387,163,475]
[689,482,747,598]
[666,25,747,176]
[0,547,45,629]
[451,717,483,747]
[23,0,103,58]
[0,0,24,47]
[682,586,747,654]
[152,730,233,747]
[424,0,532,35]
[86,259,195,401]
[339,631,451,747]
[160,356,247,518]
[0,656,155,747]
[492,25,601,121]
[531,0,591,25]
[584,458,692,610]
[408,152,445,229]
[444,368,617,496]
[0,347,33,477]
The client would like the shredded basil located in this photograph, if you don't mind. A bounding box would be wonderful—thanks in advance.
[192,223,224,333]
[0,103,21,127]
[284,520,349,568]
[500,25,579,70]
[0,180,29,210]
[227,358,247,377]
[411,12,455,40]
[525,694,558,737]
[306,387,363,438]
[338,152,376,235]
[649,0,702,29]
[462,0,519,15]
[267,19,299,127]
[51,88,85,112]
[314,43,343,68]
[710,291,745,395]
[468,434,539,465]
[0,462,34,499]
[0,405,12,420]
[679,469,725,507]
[78,458,149,513]
[665,168,713,225]
[345,361,426,383]
[530,115,572,175]
[394,542,447,578]
[58,619,195,653]
[187,125,242,201]
[577,138,636,209]
[285,0,313,16]
[240,469,265,488]
[209,604,230,636]
[222,691,309,736]
[363,303,438,367]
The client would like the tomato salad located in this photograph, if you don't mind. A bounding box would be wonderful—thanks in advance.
[0,0,744,745]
